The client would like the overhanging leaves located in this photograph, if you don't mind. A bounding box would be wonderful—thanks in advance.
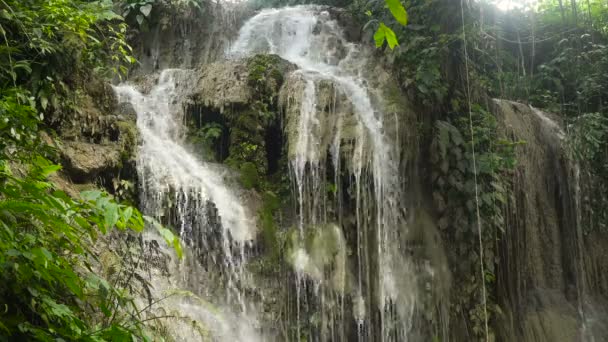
[385,0,408,26]
[374,23,399,49]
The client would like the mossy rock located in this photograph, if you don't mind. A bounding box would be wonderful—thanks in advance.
[259,191,281,259]
[239,162,260,189]
[247,54,294,98]
[285,224,350,292]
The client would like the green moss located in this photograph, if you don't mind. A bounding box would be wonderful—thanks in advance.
[239,162,260,189]
[116,121,137,151]
[259,191,280,259]
[246,54,286,96]
[221,54,291,180]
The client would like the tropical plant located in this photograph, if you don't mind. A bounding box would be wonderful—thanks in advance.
[119,0,155,27]
[0,157,182,340]
[0,0,185,339]
[371,0,409,49]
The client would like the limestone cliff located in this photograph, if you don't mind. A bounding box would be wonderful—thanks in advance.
[491,100,608,341]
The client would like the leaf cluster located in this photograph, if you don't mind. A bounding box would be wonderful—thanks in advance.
[0,1,185,339]
[0,157,179,340]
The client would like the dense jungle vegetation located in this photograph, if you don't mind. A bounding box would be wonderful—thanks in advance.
[358,0,608,337]
[0,0,607,340]
[0,1,181,340]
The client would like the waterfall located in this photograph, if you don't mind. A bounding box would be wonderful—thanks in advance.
[113,70,261,341]
[230,6,418,341]
[108,5,425,341]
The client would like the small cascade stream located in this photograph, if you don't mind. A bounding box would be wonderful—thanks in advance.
[113,70,261,341]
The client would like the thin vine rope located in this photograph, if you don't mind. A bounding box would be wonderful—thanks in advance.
[460,0,489,340]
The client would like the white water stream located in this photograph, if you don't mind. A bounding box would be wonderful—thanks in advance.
[114,70,261,341]
[230,6,416,341]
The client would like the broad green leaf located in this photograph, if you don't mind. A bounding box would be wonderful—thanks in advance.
[374,24,386,47]
[384,25,399,49]
[40,164,61,178]
[0,320,8,334]
[35,247,53,261]
[40,97,48,110]
[63,274,84,298]
[122,206,133,225]
[42,297,74,319]
[74,216,91,230]
[375,23,399,49]
[385,0,408,26]
[104,202,119,231]
[96,9,123,21]
[173,237,183,259]
[81,190,102,202]
[95,196,110,210]
[136,14,144,26]
[140,4,153,17]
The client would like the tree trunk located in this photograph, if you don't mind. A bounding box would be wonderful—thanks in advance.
[571,0,578,25]
[558,0,567,24]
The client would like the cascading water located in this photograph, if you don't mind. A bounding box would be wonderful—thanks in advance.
[102,3,608,342]
[230,6,418,341]
[113,70,261,341]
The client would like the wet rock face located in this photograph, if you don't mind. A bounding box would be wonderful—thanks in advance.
[128,1,252,75]
[279,72,368,173]
[491,99,608,341]
[327,8,361,42]
[52,78,139,190]
[60,142,122,182]
[189,55,296,110]
[193,60,252,109]
[181,55,295,175]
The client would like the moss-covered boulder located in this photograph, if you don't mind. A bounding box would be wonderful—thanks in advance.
[285,224,351,293]
[49,76,139,192]
[185,55,295,179]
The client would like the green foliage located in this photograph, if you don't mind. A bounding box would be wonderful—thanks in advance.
[367,0,454,105]
[188,122,223,160]
[0,0,185,339]
[530,34,608,115]
[567,112,608,231]
[431,106,520,238]
[467,0,608,232]
[374,23,399,49]
[239,161,260,189]
[0,88,40,154]
[367,0,408,49]
[120,0,156,28]
[385,0,408,26]
[246,54,284,122]
[395,33,452,105]
[0,0,135,155]
[223,54,287,177]
[200,122,223,141]
[0,0,134,100]
[119,0,202,29]
[0,158,181,340]
[568,112,608,164]
[430,104,523,338]
[259,191,281,260]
